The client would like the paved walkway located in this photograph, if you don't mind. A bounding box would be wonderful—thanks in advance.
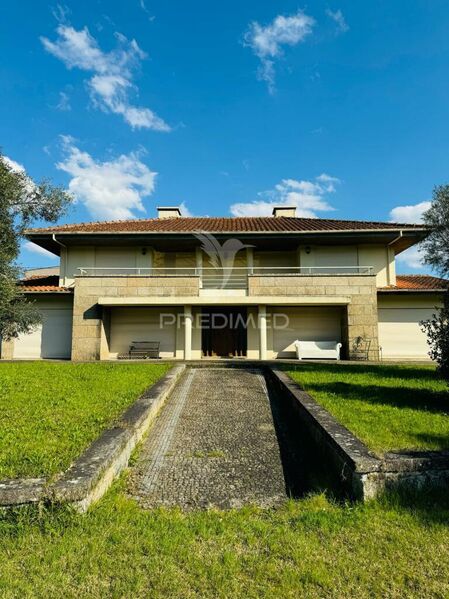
[128,367,299,509]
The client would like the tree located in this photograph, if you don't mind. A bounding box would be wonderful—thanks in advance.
[0,153,72,340]
[420,184,449,381]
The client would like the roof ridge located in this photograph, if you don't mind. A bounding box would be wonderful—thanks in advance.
[26,214,428,233]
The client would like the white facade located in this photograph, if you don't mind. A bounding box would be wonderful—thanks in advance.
[378,294,442,360]
[12,296,73,359]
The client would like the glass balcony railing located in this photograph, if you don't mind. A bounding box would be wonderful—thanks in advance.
[76,266,374,290]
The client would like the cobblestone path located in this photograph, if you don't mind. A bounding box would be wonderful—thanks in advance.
[128,367,293,509]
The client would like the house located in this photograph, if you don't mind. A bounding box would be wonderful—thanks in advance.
[1,206,446,362]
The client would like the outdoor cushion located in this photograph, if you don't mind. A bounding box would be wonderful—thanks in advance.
[294,340,342,360]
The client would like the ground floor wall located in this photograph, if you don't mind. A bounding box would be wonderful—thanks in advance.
[109,307,183,359]
[101,305,346,360]
[377,294,442,360]
[267,306,343,359]
[4,293,440,362]
[0,295,73,360]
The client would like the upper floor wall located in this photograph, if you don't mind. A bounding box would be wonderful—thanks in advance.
[59,242,396,288]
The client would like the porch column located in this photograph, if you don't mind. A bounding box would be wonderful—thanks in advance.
[184,305,193,360]
[258,305,267,360]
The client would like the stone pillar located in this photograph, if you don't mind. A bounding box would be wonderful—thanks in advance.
[71,280,103,361]
[184,305,193,360]
[258,305,267,360]
[99,308,111,360]
[0,338,14,360]
[344,294,379,361]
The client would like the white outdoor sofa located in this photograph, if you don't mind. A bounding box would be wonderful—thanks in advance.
[294,340,342,360]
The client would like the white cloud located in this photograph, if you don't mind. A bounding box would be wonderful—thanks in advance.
[326,9,349,33]
[41,25,170,131]
[244,11,315,92]
[139,0,155,22]
[396,246,425,270]
[179,201,192,217]
[389,200,431,270]
[2,155,38,196]
[56,136,157,220]
[389,201,431,224]
[3,155,26,173]
[23,241,56,258]
[57,90,71,111]
[230,174,339,217]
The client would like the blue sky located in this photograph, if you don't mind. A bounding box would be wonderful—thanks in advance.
[1,1,448,272]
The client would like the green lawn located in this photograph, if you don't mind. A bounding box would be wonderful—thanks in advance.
[1,362,449,597]
[286,363,449,454]
[1,483,449,598]
[0,362,171,479]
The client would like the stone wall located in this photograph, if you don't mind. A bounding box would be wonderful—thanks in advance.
[270,368,449,500]
[249,274,379,360]
[0,338,14,360]
[72,276,199,361]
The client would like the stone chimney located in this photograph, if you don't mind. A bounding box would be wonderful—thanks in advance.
[157,206,182,219]
[272,206,297,218]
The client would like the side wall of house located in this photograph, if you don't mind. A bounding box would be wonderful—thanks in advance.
[0,295,74,360]
[378,293,443,360]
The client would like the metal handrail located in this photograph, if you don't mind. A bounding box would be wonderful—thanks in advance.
[77,266,374,276]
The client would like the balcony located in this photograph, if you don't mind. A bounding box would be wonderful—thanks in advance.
[77,266,374,291]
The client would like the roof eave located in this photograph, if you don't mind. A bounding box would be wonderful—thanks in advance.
[377,288,446,294]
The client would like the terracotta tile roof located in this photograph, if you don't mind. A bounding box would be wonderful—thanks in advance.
[380,275,449,292]
[19,275,73,293]
[26,216,428,235]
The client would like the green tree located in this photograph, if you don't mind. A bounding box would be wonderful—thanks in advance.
[0,153,72,340]
[421,184,449,381]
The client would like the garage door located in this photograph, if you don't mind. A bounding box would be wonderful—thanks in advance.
[110,308,177,358]
[13,309,73,359]
[272,307,342,358]
[378,308,434,359]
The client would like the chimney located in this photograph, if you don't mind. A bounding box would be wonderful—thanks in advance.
[272,206,296,218]
[157,206,182,219]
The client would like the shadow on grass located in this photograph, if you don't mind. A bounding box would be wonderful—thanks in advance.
[303,380,449,415]
[379,486,449,525]
[282,361,440,383]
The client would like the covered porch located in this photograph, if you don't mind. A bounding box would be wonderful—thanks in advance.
[97,302,349,361]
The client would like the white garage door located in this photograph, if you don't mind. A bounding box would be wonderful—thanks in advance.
[378,308,434,359]
[110,308,177,358]
[13,309,73,359]
[272,307,342,358]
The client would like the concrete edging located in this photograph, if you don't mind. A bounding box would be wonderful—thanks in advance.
[269,367,449,500]
[0,364,185,511]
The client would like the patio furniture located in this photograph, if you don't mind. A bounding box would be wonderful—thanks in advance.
[128,341,160,359]
[294,340,342,360]
[351,337,371,361]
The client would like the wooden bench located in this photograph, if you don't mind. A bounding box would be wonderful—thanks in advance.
[294,340,342,360]
[128,341,160,359]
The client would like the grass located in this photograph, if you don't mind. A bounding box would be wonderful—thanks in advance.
[0,362,171,479]
[1,482,449,598]
[285,363,449,454]
[1,362,449,596]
